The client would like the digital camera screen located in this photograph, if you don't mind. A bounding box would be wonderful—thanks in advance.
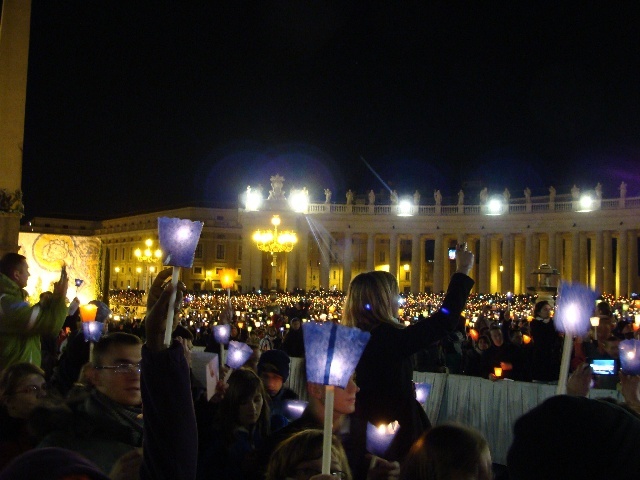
[590,359,616,375]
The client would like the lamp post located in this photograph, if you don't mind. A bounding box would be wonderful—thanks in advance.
[134,238,162,292]
[252,215,297,291]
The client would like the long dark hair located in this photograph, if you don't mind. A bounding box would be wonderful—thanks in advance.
[215,368,270,447]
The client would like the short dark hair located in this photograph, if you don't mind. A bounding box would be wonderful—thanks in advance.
[0,253,27,278]
[91,332,142,367]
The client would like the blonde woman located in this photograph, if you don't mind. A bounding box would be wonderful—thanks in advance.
[343,245,474,461]
[266,429,352,480]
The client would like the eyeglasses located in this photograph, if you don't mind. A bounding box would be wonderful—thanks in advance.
[94,363,141,374]
[12,384,48,396]
[294,468,346,479]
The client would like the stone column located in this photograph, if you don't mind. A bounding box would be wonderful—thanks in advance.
[288,226,308,292]
[571,231,580,283]
[241,233,255,292]
[479,234,488,293]
[547,232,557,271]
[525,232,534,288]
[502,233,513,293]
[618,230,629,297]
[603,231,613,294]
[342,231,352,292]
[595,230,604,293]
[579,233,588,285]
[433,233,444,293]
[249,245,263,291]
[0,0,32,256]
[320,231,331,290]
[389,232,398,278]
[411,234,421,293]
[630,231,639,295]
[366,233,375,271]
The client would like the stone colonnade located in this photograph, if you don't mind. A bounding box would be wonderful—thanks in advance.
[240,211,639,296]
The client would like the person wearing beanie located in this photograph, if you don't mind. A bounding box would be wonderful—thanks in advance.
[257,349,298,422]
[507,395,640,480]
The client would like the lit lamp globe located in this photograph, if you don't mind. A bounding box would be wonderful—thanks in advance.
[220,268,236,298]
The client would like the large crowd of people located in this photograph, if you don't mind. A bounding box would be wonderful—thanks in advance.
[2,250,640,479]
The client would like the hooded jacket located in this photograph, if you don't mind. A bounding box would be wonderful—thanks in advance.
[0,272,67,369]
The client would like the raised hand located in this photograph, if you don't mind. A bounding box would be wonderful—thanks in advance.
[455,242,475,276]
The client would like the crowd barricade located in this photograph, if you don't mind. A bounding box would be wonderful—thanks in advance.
[284,358,620,465]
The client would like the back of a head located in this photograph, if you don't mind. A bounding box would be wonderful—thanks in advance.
[401,424,491,480]
[266,429,352,480]
[343,270,399,330]
[508,395,640,480]
[0,447,110,480]
[0,253,26,279]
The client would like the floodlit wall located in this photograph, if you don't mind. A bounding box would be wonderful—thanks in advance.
[18,232,101,304]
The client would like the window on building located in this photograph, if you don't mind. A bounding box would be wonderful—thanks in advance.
[238,244,242,261]
[195,244,203,259]
[215,267,223,275]
[216,244,225,260]
[194,267,202,275]
[114,248,118,260]
[237,268,241,276]
[193,282,201,291]
[379,251,386,262]
[405,271,411,281]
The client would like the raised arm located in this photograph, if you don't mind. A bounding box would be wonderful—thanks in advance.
[139,269,197,480]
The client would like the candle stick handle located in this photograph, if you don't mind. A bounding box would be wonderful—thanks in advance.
[322,385,335,475]
[163,267,181,346]
[223,367,233,385]
[556,333,573,395]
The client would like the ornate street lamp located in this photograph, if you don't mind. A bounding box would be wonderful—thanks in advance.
[134,238,162,292]
[252,215,297,291]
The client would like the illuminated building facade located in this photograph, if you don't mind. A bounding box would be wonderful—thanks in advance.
[25,176,640,297]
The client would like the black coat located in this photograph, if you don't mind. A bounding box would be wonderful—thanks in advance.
[354,272,474,461]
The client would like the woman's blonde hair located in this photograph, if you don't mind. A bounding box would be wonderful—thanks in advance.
[343,270,400,331]
[400,423,490,480]
[266,428,352,480]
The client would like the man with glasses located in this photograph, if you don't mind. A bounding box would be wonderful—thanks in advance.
[32,332,143,474]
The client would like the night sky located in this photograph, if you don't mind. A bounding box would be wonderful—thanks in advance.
[21,2,640,219]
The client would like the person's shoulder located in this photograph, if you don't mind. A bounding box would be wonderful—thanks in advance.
[282,387,298,400]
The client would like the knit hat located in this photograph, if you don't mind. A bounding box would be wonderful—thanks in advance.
[507,395,640,480]
[258,349,290,381]
[0,447,110,480]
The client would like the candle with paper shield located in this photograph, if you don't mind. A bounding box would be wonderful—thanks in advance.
[554,281,598,394]
[366,421,400,457]
[213,324,231,344]
[619,339,640,375]
[225,341,253,369]
[284,399,309,421]
[79,303,103,356]
[213,323,231,368]
[414,382,431,404]
[303,321,370,475]
[158,217,204,346]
